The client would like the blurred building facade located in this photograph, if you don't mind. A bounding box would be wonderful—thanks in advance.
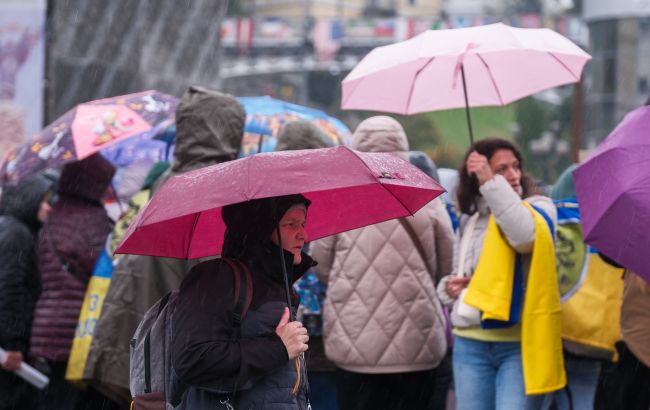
[583,0,650,147]
[240,0,440,19]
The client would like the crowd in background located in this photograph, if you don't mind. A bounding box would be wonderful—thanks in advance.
[0,85,648,410]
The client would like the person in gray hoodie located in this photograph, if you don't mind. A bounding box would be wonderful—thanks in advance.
[84,86,246,405]
[275,120,333,151]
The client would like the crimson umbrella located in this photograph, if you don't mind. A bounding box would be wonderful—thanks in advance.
[116,145,443,258]
[115,146,444,319]
[115,146,445,316]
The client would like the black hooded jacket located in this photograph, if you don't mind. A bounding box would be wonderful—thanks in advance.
[0,175,52,351]
[172,194,314,409]
[171,241,313,409]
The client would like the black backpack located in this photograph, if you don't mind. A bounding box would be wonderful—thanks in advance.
[129,258,253,410]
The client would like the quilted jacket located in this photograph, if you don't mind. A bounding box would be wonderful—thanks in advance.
[30,154,115,361]
[310,116,454,374]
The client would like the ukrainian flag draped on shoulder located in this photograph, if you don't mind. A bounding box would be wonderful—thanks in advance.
[463,202,566,395]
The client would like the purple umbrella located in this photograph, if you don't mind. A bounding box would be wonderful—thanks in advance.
[574,105,650,283]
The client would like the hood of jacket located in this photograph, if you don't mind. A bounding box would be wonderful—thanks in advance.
[57,153,116,203]
[551,164,578,200]
[351,116,409,157]
[275,120,332,151]
[409,151,440,182]
[172,86,245,174]
[0,174,53,231]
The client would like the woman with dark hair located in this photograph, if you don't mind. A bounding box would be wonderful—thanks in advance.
[455,138,538,215]
[171,194,314,409]
[437,138,559,410]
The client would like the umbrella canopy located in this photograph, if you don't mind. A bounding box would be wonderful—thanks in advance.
[238,96,351,155]
[0,90,177,183]
[341,23,591,143]
[573,105,650,283]
[115,145,444,259]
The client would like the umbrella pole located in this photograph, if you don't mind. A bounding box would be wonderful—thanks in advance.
[276,225,296,321]
[460,64,475,146]
[258,134,265,154]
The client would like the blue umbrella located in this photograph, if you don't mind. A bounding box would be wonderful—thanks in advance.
[147,96,353,158]
[237,96,351,156]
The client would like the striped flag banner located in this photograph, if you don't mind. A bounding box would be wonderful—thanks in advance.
[314,19,342,62]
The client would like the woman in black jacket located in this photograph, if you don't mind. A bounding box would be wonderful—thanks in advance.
[0,174,54,410]
[171,194,314,409]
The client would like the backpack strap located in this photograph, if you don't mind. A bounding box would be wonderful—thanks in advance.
[143,291,174,394]
[398,218,434,275]
[222,259,253,333]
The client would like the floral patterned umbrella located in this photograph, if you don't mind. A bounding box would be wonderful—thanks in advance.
[1,90,177,183]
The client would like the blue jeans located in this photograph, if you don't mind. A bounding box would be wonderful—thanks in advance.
[542,353,601,410]
[308,371,339,410]
[453,336,544,410]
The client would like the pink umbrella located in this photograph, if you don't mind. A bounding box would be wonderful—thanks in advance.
[341,23,591,144]
[115,145,444,259]
[0,90,177,183]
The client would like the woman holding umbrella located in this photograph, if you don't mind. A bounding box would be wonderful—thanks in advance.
[437,138,562,410]
[170,194,314,409]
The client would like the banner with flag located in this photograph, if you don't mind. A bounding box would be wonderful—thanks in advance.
[313,19,342,62]
[66,241,114,382]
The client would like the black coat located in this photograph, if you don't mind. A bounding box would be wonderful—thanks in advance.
[0,175,52,352]
[171,240,313,409]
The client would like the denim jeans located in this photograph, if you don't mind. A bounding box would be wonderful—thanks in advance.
[542,353,601,410]
[453,336,544,410]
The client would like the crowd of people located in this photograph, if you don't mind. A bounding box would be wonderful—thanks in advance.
[0,85,648,410]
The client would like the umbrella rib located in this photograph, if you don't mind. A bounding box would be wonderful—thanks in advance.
[476,53,505,106]
[187,211,202,259]
[384,183,416,217]
[547,52,579,82]
[348,148,416,217]
[406,57,435,115]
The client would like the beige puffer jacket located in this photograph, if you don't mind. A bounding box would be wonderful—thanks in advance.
[311,116,454,374]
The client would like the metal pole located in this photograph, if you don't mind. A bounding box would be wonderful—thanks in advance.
[460,64,475,146]
[299,0,312,105]
[571,81,583,163]
[44,0,55,125]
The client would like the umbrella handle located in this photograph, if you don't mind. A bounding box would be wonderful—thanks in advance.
[276,224,296,322]
[460,64,475,146]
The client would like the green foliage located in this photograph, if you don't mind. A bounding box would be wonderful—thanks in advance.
[515,97,551,177]
[427,106,515,149]
[421,106,516,169]
[393,113,441,149]
[428,143,465,170]
[514,94,576,184]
